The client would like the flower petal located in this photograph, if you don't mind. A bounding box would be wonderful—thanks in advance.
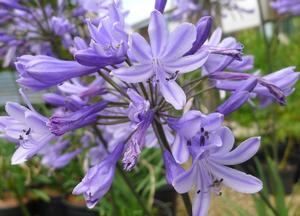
[5,102,28,122]
[25,111,49,134]
[207,27,222,46]
[211,137,261,165]
[159,80,186,110]
[164,51,209,74]
[173,165,197,193]
[202,113,224,132]
[214,127,235,154]
[112,64,153,83]
[162,23,196,60]
[208,161,263,193]
[128,33,152,63]
[192,186,211,216]
[148,10,168,57]
[178,110,202,139]
[171,134,190,164]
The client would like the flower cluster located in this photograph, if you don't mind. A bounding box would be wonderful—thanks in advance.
[271,0,300,15]
[0,0,299,215]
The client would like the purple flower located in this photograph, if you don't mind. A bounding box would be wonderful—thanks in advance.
[202,28,253,75]
[213,67,300,106]
[113,10,209,109]
[122,89,154,170]
[16,55,97,90]
[172,0,201,20]
[74,2,128,67]
[41,139,81,169]
[168,110,223,164]
[216,77,258,115]
[48,101,108,136]
[0,102,54,164]
[155,0,167,13]
[271,0,300,15]
[50,16,74,36]
[0,0,27,11]
[43,93,85,112]
[170,120,262,215]
[185,16,212,56]
[73,143,124,208]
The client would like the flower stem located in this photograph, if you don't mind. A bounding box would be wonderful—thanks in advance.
[98,70,129,99]
[152,119,192,216]
[181,193,193,216]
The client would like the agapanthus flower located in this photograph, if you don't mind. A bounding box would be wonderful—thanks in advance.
[166,114,262,216]
[155,0,167,13]
[212,67,300,106]
[48,101,108,136]
[168,110,223,164]
[75,2,128,67]
[271,0,300,15]
[172,0,201,20]
[113,10,209,109]
[216,77,258,115]
[73,143,124,208]
[40,139,81,169]
[50,16,75,37]
[122,89,154,170]
[0,102,54,164]
[16,55,97,90]
[201,27,253,75]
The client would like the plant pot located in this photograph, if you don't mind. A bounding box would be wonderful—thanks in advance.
[154,185,176,216]
[0,198,23,216]
[62,196,98,216]
[28,196,64,216]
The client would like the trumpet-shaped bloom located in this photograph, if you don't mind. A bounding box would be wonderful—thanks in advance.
[122,89,154,170]
[202,28,253,74]
[0,102,54,164]
[168,119,262,216]
[48,101,108,136]
[168,110,223,164]
[16,55,97,90]
[113,10,209,109]
[212,67,300,106]
[75,2,128,67]
[73,143,124,208]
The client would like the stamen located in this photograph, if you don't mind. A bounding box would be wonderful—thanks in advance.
[166,71,179,81]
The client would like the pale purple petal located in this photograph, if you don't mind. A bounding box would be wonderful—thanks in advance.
[5,102,28,122]
[112,64,153,83]
[208,161,263,193]
[171,134,189,164]
[214,127,235,154]
[162,23,196,60]
[173,164,197,193]
[129,33,152,63]
[164,51,209,74]
[159,80,186,110]
[192,184,211,216]
[211,137,261,165]
[148,10,168,57]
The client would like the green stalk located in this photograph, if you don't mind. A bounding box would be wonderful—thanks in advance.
[98,70,129,99]
[152,119,192,216]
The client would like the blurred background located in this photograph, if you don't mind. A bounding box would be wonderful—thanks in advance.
[0,0,300,215]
